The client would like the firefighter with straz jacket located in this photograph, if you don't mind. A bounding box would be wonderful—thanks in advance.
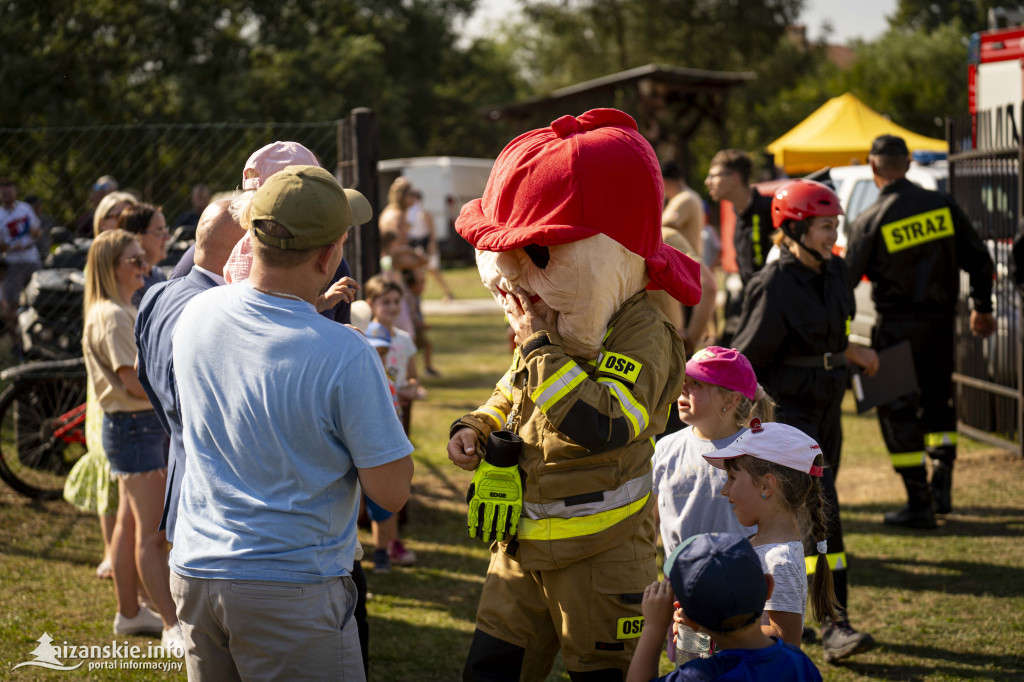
[732,179,879,663]
[845,134,996,530]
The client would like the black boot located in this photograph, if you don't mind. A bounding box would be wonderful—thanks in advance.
[884,466,936,529]
[930,460,953,514]
[821,619,875,663]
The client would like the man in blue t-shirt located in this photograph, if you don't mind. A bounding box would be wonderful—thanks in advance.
[169,165,413,682]
[628,533,822,682]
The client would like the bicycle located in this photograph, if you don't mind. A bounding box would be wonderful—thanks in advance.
[0,357,88,499]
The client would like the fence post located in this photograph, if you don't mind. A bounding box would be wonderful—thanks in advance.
[337,108,380,287]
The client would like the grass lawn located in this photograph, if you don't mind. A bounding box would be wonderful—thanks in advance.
[1,302,1022,680]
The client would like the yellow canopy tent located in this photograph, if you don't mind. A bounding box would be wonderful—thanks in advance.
[766,93,948,175]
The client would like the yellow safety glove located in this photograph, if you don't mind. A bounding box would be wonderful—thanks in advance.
[465,429,523,542]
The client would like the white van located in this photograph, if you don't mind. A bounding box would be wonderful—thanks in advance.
[377,156,494,263]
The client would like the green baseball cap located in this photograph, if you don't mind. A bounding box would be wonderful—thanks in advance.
[250,165,372,250]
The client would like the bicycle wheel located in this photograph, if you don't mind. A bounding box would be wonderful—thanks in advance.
[0,372,88,499]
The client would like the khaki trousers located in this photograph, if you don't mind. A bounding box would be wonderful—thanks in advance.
[170,572,363,682]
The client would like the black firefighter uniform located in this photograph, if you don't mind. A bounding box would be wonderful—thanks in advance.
[453,291,685,681]
[845,177,995,509]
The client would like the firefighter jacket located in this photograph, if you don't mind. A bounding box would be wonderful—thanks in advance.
[732,246,854,413]
[845,177,995,315]
[452,291,685,571]
[734,188,776,286]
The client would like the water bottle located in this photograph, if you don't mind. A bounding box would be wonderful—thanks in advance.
[675,624,712,665]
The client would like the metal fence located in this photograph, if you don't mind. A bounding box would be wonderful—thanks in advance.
[948,105,1023,455]
[0,120,343,233]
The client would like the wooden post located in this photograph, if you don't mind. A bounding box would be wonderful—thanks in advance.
[337,108,380,288]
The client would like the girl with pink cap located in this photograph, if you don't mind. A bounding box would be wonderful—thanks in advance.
[653,346,776,556]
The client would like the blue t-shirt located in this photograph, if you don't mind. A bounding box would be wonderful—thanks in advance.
[169,283,412,583]
[657,639,821,681]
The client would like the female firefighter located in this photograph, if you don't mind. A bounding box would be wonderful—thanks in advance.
[731,179,878,664]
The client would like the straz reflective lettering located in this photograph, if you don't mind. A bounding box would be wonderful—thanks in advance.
[881,207,954,253]
[600,352,642,384]
[616,616,645,639]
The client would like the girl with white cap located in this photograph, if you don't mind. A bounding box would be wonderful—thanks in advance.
[705,421,842,649]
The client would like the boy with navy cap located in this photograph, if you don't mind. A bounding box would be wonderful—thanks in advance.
[627,533,821,681]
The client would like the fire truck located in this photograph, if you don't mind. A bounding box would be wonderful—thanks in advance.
[968,8,1024,136]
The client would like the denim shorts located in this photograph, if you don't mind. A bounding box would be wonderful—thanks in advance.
[363,495,393,522]
[102,411,168,476]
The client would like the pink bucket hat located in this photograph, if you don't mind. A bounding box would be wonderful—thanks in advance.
[242,141,320,191]
[703,422,825,477]
[455,108,701,305]
[686,346,757,400]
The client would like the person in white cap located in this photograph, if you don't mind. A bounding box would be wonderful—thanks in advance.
[704,421,843,658]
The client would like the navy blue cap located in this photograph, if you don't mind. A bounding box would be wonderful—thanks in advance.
[665,533,767,633]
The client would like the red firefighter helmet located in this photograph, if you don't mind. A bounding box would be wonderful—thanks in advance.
[771,179,843,229]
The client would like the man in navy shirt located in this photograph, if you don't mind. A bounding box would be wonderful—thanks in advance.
[135,199,242,541]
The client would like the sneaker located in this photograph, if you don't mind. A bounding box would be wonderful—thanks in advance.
[373,548,391,573]
[883,504,937,529]
[801,626,817,645]
[821,620,875,663]
[160,622,186,658]
[113,606,164,636]
[424,367,441,377]
[388,539,417,566]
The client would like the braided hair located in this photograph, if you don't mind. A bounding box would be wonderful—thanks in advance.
[724,454,841,625]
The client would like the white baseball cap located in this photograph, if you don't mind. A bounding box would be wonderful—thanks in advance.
[703,421,824,477]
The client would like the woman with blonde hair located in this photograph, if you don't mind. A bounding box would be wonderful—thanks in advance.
[379,176,412,238]
[82,229,183,652]
[92,192,138,236]
[65,191,139,579]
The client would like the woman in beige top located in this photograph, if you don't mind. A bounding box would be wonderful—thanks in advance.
[82,229,183,652]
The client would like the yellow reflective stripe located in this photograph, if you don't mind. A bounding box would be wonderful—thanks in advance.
[805,552,847,574]
[518,493,650,541]
[925,432,957,447]
[497,371,514,402]
[597,377,650,438]
[477,405,506,430]
[752,214,763,265]
[891,451,926,468]
[531,361,586,413]
[881,207,954,253]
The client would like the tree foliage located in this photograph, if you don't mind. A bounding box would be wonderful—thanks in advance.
[0,0,523,158]
[511,0,805,91]
[887,0,1002,33]
[837,22,970,137]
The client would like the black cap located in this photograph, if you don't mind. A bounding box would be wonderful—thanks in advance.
[870,134,909,157]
